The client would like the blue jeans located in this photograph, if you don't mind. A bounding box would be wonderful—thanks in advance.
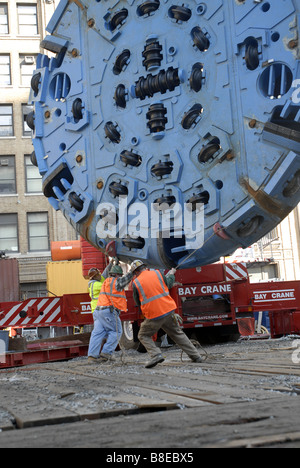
[88,307,123,358]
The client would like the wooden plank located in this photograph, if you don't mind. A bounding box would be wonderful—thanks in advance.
[207,432,300,448]
[99,395,177,410]
[115,379,230,405]
[13,410,80,429]
[229,365,300,377]
[123,385,211,408]
[0,385,80,429]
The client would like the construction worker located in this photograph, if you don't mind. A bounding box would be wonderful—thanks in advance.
[130,260,203,368]
[88,262,129,363]
[88,259,114,313]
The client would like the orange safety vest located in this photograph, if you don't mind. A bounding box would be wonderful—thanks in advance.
[133,270,176,320]
[97,277,127,312]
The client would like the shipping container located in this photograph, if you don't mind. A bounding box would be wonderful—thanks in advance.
[51,240,81,262]
[0,258,20,302]
[47,261,89,297]
[80,237,107,278]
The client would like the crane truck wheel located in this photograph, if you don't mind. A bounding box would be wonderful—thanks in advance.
[119,321,139,350]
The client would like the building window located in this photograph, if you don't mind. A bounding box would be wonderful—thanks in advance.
[0,155,16,194]
[0,104,13,136]
[19,54,37,86]
[0,54,11,85]
[0,213,19,252]
[0,4,9,35]
[25,154,42,193]
[22,104,33,136]
[27,212,49,251]
[17,4,38,36]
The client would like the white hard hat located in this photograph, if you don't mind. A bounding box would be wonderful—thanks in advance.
[130,259,145,273]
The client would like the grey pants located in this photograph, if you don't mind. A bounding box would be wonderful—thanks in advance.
[138,312,200,360]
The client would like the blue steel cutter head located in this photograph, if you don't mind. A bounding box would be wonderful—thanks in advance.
[29,0,300,268]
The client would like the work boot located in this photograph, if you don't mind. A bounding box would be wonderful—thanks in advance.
[100,352,116,362]
[191,355,203,363]
[87,356,99,364]
[145,354,165,369]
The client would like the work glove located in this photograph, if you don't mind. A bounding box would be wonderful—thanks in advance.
[168,268,177,276]
[173,313,183,326]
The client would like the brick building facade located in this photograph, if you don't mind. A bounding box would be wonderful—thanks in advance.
[0,0,76,298]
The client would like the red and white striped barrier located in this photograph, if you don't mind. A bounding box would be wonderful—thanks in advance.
[224,263,248,282]
[0,297,62,328]
[0,293,94,329]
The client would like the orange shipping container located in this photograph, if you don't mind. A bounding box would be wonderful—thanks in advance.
[51,241,81,262]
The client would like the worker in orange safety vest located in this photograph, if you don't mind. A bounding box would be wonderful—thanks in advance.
[88,263,127,363]
[87,256,117,313]
[130,260,203,368]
